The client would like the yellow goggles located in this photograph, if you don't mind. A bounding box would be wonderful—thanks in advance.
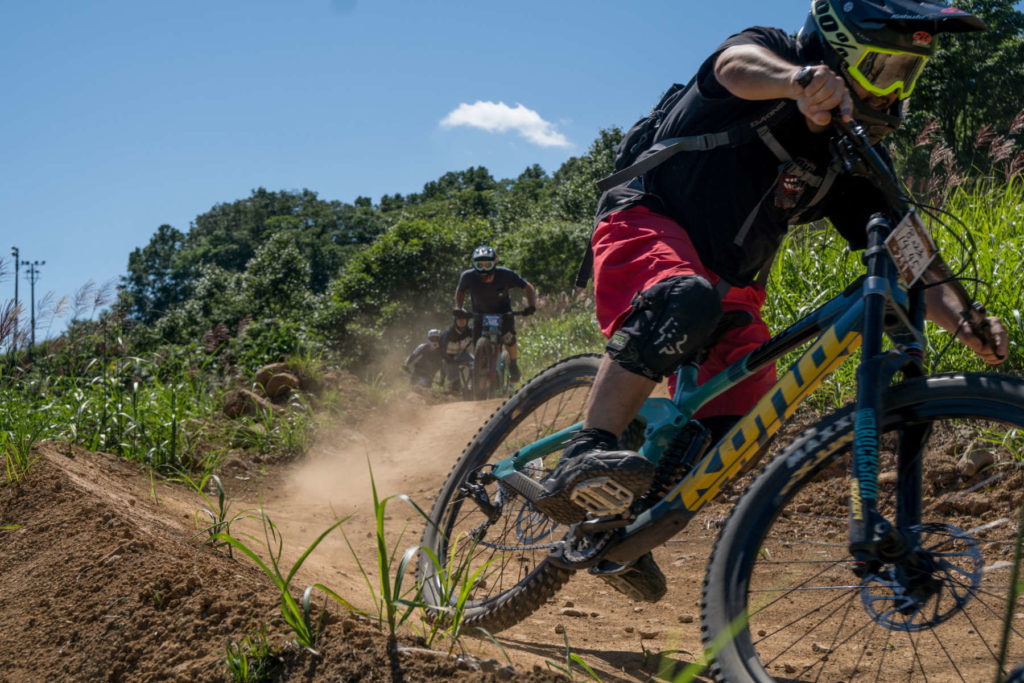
[848,48,928,100]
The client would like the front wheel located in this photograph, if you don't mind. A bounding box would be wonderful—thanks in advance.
[473,337,494,400]
[702,373,1024,682]
[418,354,601,634]
[498,347,512,392]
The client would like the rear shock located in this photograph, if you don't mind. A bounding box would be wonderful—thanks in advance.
[637,420,712,509]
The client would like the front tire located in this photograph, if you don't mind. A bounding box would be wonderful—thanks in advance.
[702,373,1024,682]
[418,354,602,634]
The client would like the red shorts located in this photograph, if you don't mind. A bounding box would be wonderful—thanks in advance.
[592,206,776,418]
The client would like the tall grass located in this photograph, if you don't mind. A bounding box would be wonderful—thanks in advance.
[515,181,1023,413]
[338,463,430,644]
[518,293,604,378]
[1,350,315,479]
[213,510,358,653]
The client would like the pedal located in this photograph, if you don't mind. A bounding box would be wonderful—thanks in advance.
[570,477,635,517]
[588,559,630,576]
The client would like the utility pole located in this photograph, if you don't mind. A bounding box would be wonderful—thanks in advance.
[21,259,44,355]
[9,245,18,352]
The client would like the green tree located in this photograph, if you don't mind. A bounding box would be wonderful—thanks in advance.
[243,233,312,317]
[316,216,491,362]
[122,224,192,323]
[550,128,621,222]
[492,164,554,232]
[501,219,589,296]
[894,0,1024,173]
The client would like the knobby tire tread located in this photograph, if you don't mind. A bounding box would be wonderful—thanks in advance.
[700,372,1024,683]
[418,354,602,634]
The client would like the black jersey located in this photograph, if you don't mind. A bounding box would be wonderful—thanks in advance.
[596,26,891,286]
[456,267,528,314]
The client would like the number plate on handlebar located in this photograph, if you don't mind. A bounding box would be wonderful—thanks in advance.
[885,211,938,286]
[482,314,502,327]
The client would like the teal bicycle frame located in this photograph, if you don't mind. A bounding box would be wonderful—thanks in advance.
[491,261,919,566]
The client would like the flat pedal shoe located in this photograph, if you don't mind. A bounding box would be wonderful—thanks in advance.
[535,451,654,525]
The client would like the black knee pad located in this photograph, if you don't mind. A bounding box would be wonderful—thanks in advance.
[606,275,723,381]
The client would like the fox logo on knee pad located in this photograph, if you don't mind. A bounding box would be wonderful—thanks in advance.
[607,275,722,381]
[657,336,691,356]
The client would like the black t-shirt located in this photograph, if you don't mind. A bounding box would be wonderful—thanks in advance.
[596,26,892,286]
[456,267,528,314]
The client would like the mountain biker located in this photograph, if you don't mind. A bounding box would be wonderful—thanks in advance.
[440,309,474,394]
[455,245,538,384]
[538,0,1008,601]
[402,329,443,388]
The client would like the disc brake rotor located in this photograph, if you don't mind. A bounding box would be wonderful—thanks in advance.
[861,523,983,631]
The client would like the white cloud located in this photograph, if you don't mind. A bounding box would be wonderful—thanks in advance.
[440,101,571,148]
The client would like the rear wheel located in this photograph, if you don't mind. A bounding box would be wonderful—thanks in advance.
[702,373,1024,682]
[418,354,601,634]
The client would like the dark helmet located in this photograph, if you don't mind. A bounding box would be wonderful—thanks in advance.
[799,0,985,137]
[452,308,472,320]
[472,245,497,273]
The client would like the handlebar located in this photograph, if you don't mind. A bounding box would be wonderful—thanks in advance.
[823,105,1003,358]
[469,310,531,318]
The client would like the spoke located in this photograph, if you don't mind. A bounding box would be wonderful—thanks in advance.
[757,583,860,666]
[923,620,968,682]
[802,583,860,682]
[751,555,853,613]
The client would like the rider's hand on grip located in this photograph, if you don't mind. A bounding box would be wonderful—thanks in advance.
[959,310,1008,365]
[792,65,852,128]
[522,305,536,316]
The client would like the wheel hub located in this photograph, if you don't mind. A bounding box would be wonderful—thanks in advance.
[860,523,983,631]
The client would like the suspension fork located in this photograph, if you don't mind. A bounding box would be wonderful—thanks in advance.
[849,214,904,573]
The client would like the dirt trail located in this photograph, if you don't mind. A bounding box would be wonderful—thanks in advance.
[6,380,1023,681]
[0,390,724,682]
[254,396,503,604]
[247,392,723,682]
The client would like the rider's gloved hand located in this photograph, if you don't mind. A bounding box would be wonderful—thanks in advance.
[522,305,536,316]
[956,315,1009,365]
[401,364,411,374]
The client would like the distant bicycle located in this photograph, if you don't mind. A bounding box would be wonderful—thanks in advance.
[471,311,525,400]
[442,353,474,400]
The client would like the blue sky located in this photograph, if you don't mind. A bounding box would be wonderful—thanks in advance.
[0,0,956,336]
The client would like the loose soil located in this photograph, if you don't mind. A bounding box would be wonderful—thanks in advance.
[1,384,1020,682]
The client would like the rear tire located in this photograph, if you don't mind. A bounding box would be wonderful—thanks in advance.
[418,354,602,634]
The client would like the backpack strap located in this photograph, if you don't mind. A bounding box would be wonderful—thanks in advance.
[596,131,735,192]
[732,125,832,248]
[574,241,594,288]
[595,100,796,193]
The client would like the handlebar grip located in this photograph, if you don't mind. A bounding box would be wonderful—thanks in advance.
[964,304,1006,361]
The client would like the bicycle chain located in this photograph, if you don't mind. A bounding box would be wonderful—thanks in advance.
[467,485,563,552]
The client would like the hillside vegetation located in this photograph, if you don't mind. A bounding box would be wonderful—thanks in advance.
[3,0,1024,480]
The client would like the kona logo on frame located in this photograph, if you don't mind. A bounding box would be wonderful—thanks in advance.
[674,326,861,511]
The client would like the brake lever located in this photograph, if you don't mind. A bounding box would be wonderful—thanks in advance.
[961,302,1005,360]
[920,227,1005,360]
